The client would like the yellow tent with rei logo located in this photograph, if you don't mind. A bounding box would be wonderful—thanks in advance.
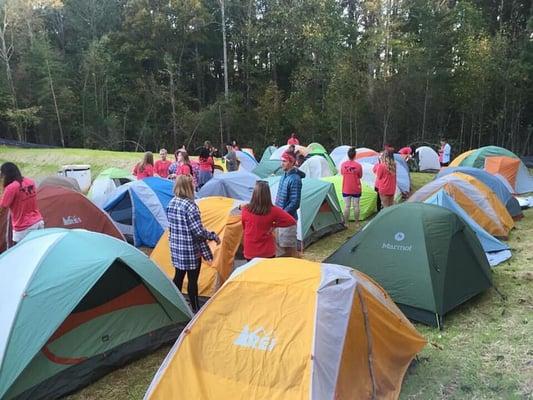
[150,197,243,297]
[144,258,426,400]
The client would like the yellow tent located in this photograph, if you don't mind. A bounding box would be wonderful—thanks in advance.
[151,197,243,296]
[449,149,475,167]
[145,258,426,400]
[409,172,514,238]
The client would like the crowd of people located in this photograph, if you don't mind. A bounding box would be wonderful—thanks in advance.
[0,134,451,314]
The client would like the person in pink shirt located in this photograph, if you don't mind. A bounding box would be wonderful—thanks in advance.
[197,148,214,188]
[287,133,300,146]
[373,152,397,208]
[0,162,44,244]
[132,151,155,179]
[340,147,363,224]
[398,146,412,161]
[154,148,172,178]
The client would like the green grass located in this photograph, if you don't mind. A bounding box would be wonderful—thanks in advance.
[1,147,531,399]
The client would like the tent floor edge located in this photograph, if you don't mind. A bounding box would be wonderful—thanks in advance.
[302,223,346,248]
[397,304,442,328]
[10,323,187,400]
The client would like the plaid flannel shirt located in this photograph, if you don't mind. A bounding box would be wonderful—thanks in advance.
[275,168,303,220]
[167,197,218,270]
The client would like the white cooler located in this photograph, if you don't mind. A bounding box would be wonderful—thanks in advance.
[58,165,92,192]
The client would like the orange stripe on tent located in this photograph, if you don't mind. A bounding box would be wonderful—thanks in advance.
[42,346,86,366]
[48,284,156,342]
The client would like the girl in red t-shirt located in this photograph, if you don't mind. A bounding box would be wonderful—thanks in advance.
[241,181,296,260]
[132,152,155,180]
[373,153,397,208]
[340,147,363,224]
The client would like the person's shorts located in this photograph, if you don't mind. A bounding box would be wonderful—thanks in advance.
[276,225,297,249]
[342,193,361,198]
[12,220,44,243]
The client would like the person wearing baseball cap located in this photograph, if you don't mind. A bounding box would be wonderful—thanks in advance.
[275,151,304,257]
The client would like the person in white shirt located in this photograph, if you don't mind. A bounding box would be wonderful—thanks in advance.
[439,138,451,167]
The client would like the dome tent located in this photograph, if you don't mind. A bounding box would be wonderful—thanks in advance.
[0,229,191,400]
[358,154,411,194]
[103,177,174,247]
[196,171,259,201]
[235,150,258,172]
[299,156,334,179]
[253,146,283,178]
[144,258,426,400]
[88,167,135,208]
[325,203,492,327]
[415,146,440,171]
[321,175,377,221]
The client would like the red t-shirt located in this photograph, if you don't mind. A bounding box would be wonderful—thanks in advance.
[399,147,412,155]
[154,160,172,178]
[133,164,154,180]
[0,178,43,231]
[241,205,296,259]
[373,163,397,196]
[199,157,214,172]
[340,160,363,195]
[177,163,192,176]
[287,137,300,145]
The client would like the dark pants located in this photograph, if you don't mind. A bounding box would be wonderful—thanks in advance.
[440,162,449,167]
[374,187,382,212]
[173,259,202,313]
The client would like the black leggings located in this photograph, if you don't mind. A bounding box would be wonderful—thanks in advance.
[173,260,201,312]
[375,187,382,212]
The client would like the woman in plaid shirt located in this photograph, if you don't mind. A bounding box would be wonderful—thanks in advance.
[167,175,220,312]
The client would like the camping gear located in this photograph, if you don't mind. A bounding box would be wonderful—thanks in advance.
[88,168,135,208]
[266,176,345,247]
[450,146,517,169]
[269,144,308,160]
[415,146,440,171]
[151,197,244,297]
[38,176,81,192]
[321,175,377,221]
[306,143,337,175]
[424,191,511,266]
[103,177,174,247]
[325,203,493,327]
[235,150,259,172]
[437,167,522,219]
[57,165,91,192]
[144,258,426,400]
[329,145,351,168]
[408,172,514,238]
[299,156,334,179]
[196,171,259,201]
[484,156,533,194]
[253,146,283,178]
[0,228,191,400]
[358,154,411,193]
[0,185,124,253]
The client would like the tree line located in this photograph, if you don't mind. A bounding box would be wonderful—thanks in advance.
[0,0,532,155]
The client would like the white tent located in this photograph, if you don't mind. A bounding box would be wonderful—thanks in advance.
[269,145,308,160]
[299,156,334,179]
[329,145,351,169]
[416,146,440,171]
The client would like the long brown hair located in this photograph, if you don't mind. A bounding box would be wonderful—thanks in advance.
[173,175,195,199]
[381,152,396,174]
[245,181,273,216]
[137,151,154,172]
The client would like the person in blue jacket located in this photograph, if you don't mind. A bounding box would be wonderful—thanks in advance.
[275,151,305,257]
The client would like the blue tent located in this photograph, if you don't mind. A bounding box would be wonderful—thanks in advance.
[358,154,411,193]
[104,177,173,247]
[235,151,259,172]
[196,171,259,201]
[424,190,511,266]
[437,166,522,218]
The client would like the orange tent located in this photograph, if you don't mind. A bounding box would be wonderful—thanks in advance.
[0,185,124,252]
[484,156,520,189]
[151,197,243,296]
[145,258,426,400]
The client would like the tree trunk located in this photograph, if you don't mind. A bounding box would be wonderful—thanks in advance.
[421,74,429,140]
[46,59,65,147]
[168,68,178,149]
[219,0,229,100]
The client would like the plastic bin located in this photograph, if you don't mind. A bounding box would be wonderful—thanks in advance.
[58,165,91,192]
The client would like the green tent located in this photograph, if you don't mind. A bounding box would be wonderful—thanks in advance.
[325,203,492,327]
[307,142,337,175]
[266,176,345,247]
[458,146,517,168]
[253,146,283,178]
[88,167,135,207]
[0,228,191,400]
[321,175,377,221]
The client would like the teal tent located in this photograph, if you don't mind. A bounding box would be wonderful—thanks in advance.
[253,146,283,178]
[266,176,345,247]
[0,229,191,400]
[325,203,492,327]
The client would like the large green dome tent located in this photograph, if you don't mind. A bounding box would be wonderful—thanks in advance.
[325,203,492,328]
[0,229,191,400]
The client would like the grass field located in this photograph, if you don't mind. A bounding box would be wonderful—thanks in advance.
[1,146,532,400]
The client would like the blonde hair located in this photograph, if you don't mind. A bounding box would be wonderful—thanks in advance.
[381,153,396,174]
[173,175,195,199]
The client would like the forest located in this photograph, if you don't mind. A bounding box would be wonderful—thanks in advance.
[0,0,532,155]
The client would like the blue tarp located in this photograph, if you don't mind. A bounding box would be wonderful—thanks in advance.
[196,171,259,201]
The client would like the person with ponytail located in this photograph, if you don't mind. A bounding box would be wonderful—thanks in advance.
[0,162,44,244]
